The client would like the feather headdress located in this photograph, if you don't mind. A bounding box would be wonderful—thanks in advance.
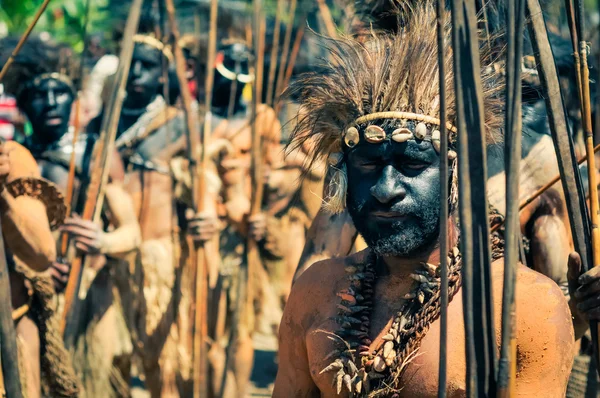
[286,4,504,212]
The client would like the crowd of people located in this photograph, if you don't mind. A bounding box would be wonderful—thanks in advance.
[1,0,600,397]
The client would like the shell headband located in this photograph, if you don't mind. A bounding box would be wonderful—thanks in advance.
[133,34,173,61]
[341,111,458,156]
[18,72,76,98]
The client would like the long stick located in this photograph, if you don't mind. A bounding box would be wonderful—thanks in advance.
[59,0,92,259]
[0,0,52,82]
[450,0,497,395]
[573,0,600,376]
[316,0,337,38]
[266,0,283,106]
[281,22,305,101]
[436,1,449,396]
[491,143,600,233]
[61,0,144,346]
[526,0,592,275]
[274,0,297,101]
[498,0,525,396]
[0,216,23,397]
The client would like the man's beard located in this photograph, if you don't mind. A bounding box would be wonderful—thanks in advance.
[348,195,441,257]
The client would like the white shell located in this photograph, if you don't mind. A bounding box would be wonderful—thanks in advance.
[414,122,428,140]
[433,139,441,153]
[432,130,441,141]
[383,341,394,358]
[344,127,360,148]
[448,150,457,160]
[373,356,387,372]
[391,128,413,143]
[364,125,386,143]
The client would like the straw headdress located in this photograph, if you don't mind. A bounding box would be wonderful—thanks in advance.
[286,3,504,213]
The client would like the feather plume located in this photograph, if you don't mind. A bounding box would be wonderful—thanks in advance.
[285,3,504,168]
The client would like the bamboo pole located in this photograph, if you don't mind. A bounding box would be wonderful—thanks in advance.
[61,0,144,345]
[0,216,23,397]
[316,0,338,38]
[490,143,600,233]
[573,0,600,376]
[497,1,526,396]
[450,0,497,395]
[436,1,449,396]
[0,0,52,82]
[266,0,284,106]
[526,0,593,306]
[274,0,297,101]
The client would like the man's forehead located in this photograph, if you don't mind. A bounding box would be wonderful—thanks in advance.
[35,78,70,91]
[349,139,437,157]
[133,44,162,62]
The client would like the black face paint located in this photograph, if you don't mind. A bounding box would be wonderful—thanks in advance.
[124,43,164,110]
[346,137,442,257]
[19,78,75,145]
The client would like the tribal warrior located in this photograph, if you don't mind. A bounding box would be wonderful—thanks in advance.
[1,36,141,397]
[274,6,586,396]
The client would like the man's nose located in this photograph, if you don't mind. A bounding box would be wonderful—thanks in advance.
[131,60,142,77]
[370,165,406,204]
[46,88,56,107]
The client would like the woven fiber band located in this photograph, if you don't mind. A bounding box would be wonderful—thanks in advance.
[18,72,75,97]
[353,111,457,133]
[133,34,174,61]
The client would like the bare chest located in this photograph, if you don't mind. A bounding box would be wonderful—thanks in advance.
[305,285,468,397]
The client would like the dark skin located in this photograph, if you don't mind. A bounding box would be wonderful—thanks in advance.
[346,136,441,257]
[120,43,164,132]
[18,78,74,148]
[274,135,577,397]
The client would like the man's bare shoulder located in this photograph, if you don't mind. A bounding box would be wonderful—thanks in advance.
[287,250,371,328]
[492,258,574,347]
[5,141,40,181]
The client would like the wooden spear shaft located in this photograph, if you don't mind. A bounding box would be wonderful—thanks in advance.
[274,0,297,101]
[0,216,23,397]
[164,0,218,395]
[317,0,337,38]
[574,0,600,376]
[0,0,52,82]
[450,0,497,395]
[266,0,284,106]
[491,143,600,233]
[436,0,449,396]
[61,0,144,343]
[498,1,526,396]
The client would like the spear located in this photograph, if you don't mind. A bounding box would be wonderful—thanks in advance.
[526,0,596,370]
[58,0,92,260]
[572,0,600,375]
[436,0,450,396]
[0,216,23,397]
[61,0,144,347]
[0,0,52,82]
[163,0,217,395]
[274,0,297,101]
[490,143,600,233]
[450,0,497,396]
[266,0,284,106]
[497,0,526,396]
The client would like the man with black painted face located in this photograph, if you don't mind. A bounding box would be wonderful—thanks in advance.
[1,37,141,397]
[97,34,226,398]
[274,6,578,397]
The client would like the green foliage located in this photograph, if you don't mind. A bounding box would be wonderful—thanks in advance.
[0,0,111,52]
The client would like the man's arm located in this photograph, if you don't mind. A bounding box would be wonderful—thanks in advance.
[273,272,319,397]
[59,154,141,257]
[1,142,55,271]
[513,265,575,397]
